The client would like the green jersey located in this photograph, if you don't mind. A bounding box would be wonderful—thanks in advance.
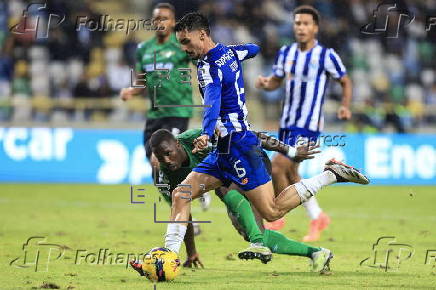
[159,129,211,204]
[135,33,193,119]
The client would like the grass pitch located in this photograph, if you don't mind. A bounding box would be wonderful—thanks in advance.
[0,184,435,289]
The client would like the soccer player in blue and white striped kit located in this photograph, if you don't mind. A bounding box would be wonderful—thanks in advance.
[159,12,368,272]
[256,5,353,242]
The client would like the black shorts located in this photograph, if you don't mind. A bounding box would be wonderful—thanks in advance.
[143,117,189,159]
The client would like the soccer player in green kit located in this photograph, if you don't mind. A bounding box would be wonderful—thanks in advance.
[120,3,212,208]
[120,3,193,164]
[129,128,332,272]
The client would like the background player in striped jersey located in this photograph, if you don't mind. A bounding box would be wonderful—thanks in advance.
[256,5,353,242]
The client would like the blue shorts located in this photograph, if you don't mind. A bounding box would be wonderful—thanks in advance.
[278,126,320,147]
[193,131,271,191]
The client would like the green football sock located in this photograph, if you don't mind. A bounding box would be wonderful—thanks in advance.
[222,190,263,244]
[263,229,320,258]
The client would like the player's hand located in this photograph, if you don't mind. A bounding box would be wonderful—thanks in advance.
[337,105,352,120]
[255,75,269,89]
[293,143,321,163]
[192,135,209,153]
[120,87,137,101]
[183,253,204,268]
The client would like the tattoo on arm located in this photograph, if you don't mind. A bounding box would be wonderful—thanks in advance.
[254,131,289,155]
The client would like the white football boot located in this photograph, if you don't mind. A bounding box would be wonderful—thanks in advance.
[324,159,370,185]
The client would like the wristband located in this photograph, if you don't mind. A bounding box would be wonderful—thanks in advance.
[287,146,297,159]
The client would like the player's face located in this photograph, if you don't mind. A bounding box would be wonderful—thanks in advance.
[293,14,318,44]
[152,8,175,37]
[176,29,206,59]
[153,140,185,171]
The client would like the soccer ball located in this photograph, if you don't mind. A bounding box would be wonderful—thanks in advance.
[142,247,181,282]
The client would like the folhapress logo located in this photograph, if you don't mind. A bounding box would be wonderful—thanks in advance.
[360,236,414,271]
[9,237,67,272]
[10,2,65,39]
[361,1,415,38]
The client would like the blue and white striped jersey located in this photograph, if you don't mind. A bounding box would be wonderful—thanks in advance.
[197,43,260,138]
[273,41,347,132]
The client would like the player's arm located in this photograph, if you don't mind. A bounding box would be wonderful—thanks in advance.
[255,75,283,91]
[120,44,147,101]
[193,65,222,153]
[325,48,352,120]
[255,45,286,91]
[229,43,260,61]
[183,214,204,268]
[337,74,352,120]
[119,83,145,101]
[255,131,320,162]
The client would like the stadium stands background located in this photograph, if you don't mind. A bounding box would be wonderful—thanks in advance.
[0,0,435,133]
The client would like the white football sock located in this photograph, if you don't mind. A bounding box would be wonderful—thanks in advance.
[302,197,322,220]
[294,171,337,203]
[164,223,187,253]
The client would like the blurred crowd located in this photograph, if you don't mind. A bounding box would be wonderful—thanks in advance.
[0,0,435,132]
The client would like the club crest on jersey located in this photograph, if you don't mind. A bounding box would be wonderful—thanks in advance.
[142,54,153,60]
[161,51,175,58]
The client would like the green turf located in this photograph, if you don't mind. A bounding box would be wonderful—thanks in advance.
[0,184,435,289]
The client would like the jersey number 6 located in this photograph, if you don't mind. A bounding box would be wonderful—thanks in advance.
[233,160,246,178]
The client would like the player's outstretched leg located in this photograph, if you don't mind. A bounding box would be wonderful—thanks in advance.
[219,187,333,271]
[246,159,369,223]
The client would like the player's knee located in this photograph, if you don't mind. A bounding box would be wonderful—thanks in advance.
[288,167,300,183]
[172,188,191,206]
[272,155,291,174]
[263,214,280,223]
[271,164,285,178]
